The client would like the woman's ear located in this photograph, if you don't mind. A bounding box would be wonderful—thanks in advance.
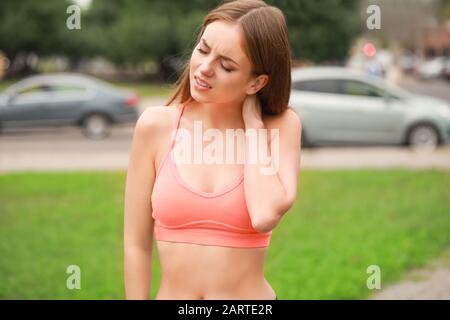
[246,74,269,95]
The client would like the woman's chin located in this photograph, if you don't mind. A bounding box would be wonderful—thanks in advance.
[191,91,211,103]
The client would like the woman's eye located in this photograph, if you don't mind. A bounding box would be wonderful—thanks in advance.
[196,48,232,73]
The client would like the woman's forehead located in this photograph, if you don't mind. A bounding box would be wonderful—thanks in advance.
[202,21,249,64]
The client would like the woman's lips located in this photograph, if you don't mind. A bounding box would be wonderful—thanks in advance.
[194,76,212,90]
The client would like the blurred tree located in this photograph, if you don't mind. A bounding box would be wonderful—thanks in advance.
[79,0,218,81]
[0,0,361,79]
[90,0,360,77]
[268,0,361,63]
[0,0,69,76]
[439,0,450,20]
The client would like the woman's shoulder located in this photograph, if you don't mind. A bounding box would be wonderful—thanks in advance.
[263,107,301,130]
[135,105,179,135]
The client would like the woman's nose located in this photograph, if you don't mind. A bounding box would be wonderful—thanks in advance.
[199,59,214,77]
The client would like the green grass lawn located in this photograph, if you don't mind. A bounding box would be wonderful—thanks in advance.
[0,170,449,299]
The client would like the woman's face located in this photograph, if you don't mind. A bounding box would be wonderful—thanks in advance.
[189,20,266,106]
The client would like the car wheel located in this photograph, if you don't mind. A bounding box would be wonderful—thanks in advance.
[407,124,439,151]
[81,114,111,140]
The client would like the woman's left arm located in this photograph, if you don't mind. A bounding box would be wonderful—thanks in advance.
[242,95,302,233]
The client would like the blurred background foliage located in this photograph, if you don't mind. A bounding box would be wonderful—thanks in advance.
[0,0,364,81]
[1,0,449,80]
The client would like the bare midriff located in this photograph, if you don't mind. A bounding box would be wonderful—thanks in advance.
[155,240,276,300]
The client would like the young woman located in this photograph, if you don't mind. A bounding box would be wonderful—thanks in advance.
[124,0,302,300]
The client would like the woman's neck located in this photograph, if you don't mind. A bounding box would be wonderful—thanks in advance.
[188,100,246,131]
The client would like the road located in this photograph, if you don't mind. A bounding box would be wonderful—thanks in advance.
[0,98,165,172]
[0,78,449,172]
[401,76,450,103]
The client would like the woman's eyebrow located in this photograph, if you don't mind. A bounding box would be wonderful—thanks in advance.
[201,38,240,67]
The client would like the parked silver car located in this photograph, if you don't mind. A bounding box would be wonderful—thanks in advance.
[0,73,139,139]
[290,67,450,149]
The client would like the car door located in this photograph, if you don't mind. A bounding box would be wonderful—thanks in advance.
[336,80,406,144]
[0,82,95,128]
[291,78,405,144]
[0,84,54,128]
[291,79,357,143]
[39,82,94,125]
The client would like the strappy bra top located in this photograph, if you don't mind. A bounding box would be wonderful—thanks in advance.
[150,102,272,248]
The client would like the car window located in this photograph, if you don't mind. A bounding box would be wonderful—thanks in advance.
[50,84,88,93]
[10,84,53,105]
[47,83,92,102]
[339,80,385,97]
[16,84,52,96]
[293,79,340,94]
[10,83,90,105]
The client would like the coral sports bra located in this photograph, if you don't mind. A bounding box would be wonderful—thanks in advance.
[151,102,272,248]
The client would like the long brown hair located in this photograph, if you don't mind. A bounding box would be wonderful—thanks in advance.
[165,0,292,116]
